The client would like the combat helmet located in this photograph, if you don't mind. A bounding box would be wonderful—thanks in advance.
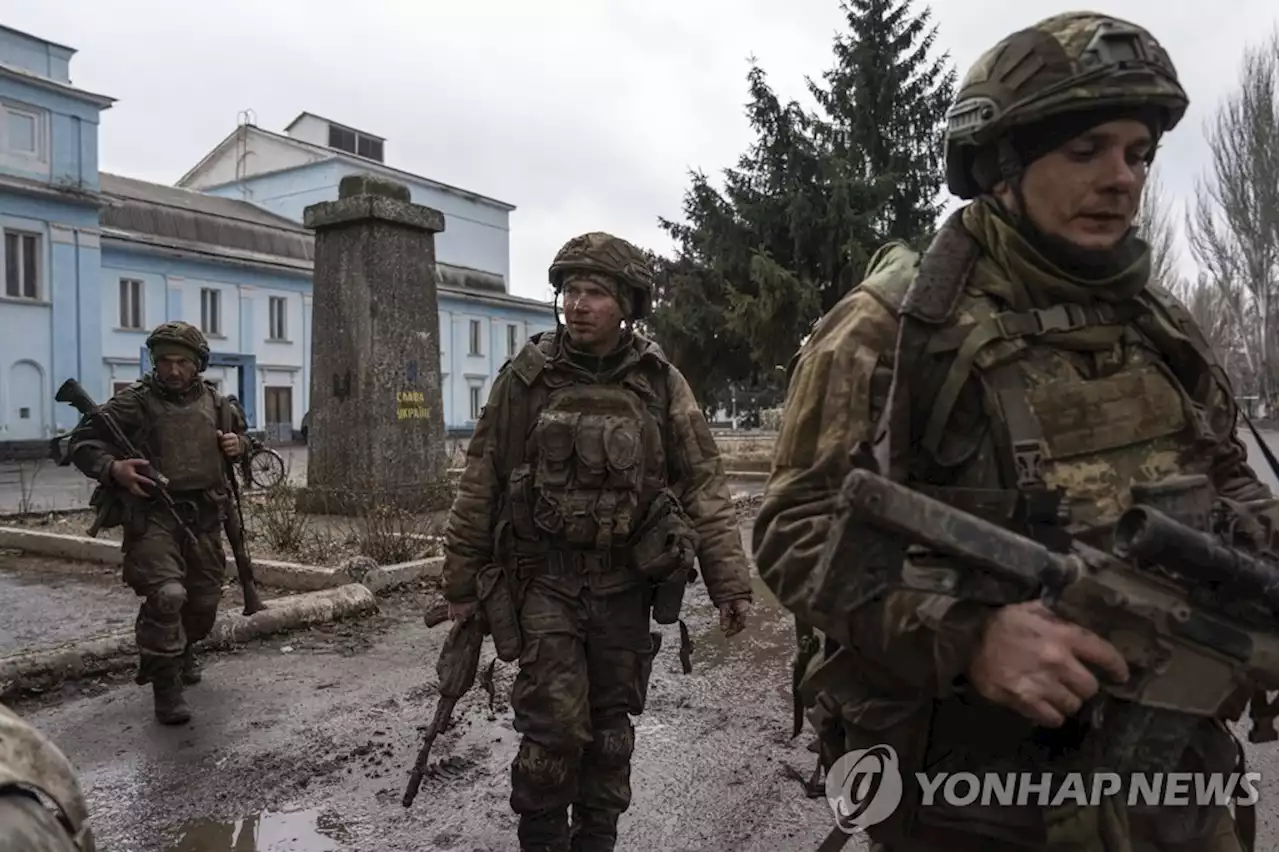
[145,321,210,371]
[945,12,1189,199]
[548,232,655,320]
[0,703,94,852]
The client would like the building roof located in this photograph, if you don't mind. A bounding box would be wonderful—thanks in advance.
[99,172,313,265]
[285,111,385,141]
[97,172,549,310]
[0,59,115,108]
[177,123,515,212]
[0,24,76,54]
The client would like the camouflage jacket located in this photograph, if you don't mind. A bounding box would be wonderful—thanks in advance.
[66,375,248,488]
[0,703,93,852]
[443,329,752,607]
[754,202,1277,700]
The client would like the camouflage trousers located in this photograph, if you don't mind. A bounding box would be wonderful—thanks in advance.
[508,569,658,852]
[121,500,226,680]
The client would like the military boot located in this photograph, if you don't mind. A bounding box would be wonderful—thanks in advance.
[518,807,570,852]
[180,644,202,685]
[151,663,192,726]
[569,807,619,852]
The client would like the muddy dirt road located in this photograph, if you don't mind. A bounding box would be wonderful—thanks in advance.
[10,493,1280,851]
[11,559,845,851]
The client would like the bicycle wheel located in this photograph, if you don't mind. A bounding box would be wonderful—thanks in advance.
[249,448,287,490]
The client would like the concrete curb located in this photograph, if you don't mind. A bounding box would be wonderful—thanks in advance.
[0,583,378,689]
[355,556,445,594]
[0,526,444,594]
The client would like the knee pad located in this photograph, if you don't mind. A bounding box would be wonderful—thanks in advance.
[510,739,578,813]
[589,721,634,769]
[150,581,187,615]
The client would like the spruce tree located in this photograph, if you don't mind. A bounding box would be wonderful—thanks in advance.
[648,0,955,411]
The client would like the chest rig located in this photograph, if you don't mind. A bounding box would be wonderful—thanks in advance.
[839,212,1265,849]
[506,335,672,554]
[869,214,1232,545]
[140,381,224,493]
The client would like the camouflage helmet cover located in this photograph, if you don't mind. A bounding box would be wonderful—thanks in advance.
[0,703,94,852]
[145,321,210,370]
[945,12,1189,199]
[548,232,654,320]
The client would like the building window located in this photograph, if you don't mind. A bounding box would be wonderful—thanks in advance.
[200,288,221,336]
[469,383,484,421]
[357,136,384,161]
[119,278,143,329]
[507,324,520,357]
[268,296,287,341]
[112,381,133,396]
[469,319,482,356]
[1,102,43,159]
[3,230,40,300]
[327,123,384,163]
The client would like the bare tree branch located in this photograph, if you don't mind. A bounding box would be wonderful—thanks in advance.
[1186,27,1279,413]
[1136,168,1182,293]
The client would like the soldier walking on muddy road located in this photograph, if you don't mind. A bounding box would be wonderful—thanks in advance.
[66,321,249,726]
[755,12,1277,852]
[442,232,754,852]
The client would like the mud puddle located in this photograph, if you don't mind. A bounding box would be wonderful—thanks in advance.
[164,807,353,851]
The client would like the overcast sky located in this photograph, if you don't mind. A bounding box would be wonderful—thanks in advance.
[5,0,1276,301]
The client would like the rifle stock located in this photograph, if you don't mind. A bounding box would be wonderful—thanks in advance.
[811,462,1278,770]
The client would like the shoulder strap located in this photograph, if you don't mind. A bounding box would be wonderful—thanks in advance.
[509,337,551,388]
[878,209,981,481]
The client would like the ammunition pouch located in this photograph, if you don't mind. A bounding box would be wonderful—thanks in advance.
[630,489,697,582]
[87,485,125,537]
[476,559,523,663]
[651,567,693,625]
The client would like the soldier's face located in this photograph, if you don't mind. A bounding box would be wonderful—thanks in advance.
[154,354,198,390]
[999,118,1153,251]
[562,277,624,353]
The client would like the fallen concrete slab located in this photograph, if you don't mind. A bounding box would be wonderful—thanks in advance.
[0,527,442,594]
[0,583,378,690]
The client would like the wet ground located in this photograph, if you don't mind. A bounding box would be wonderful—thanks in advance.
[0,553,139,655]
[12,559,844,852]
[5,429,1277,852]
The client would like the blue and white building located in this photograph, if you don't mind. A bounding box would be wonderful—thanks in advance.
[0,25,556,451]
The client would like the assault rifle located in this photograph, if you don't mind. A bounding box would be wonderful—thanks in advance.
[401,609,495,808]
[55,378,265,616]
[217,395,266,615]
[810,454,1279,774]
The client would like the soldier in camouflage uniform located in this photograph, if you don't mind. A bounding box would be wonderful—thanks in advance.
[443,232,754,852]
[67,321,248,726]
[0,702,94,852]
[754,12,1277,852]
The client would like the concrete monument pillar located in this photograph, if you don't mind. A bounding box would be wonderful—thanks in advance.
[296,174,449,514]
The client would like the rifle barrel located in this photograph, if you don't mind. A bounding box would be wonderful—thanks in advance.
[1114,505,1279,605]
